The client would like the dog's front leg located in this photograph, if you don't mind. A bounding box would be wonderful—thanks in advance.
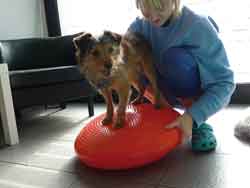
[114,85,130,129]
[100,88,113,125]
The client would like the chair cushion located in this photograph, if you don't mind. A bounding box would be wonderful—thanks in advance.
[0,35,76,71]
[10,66,84,89]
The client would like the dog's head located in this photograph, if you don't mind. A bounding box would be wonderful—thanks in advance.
[98,30,122,49]
[73,31,121,89]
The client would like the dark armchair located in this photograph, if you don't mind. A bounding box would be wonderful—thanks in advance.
[0,34,96,117]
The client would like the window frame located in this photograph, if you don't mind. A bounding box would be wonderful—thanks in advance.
[44,0,250,104]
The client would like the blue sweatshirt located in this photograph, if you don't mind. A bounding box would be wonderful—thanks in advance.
[129,6,235,126]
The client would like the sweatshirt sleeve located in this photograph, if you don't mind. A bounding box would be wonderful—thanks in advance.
[185,18,236,126]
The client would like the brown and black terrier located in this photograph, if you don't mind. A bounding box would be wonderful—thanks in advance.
[73,30,164,128]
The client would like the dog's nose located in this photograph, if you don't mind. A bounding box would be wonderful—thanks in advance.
[104,62,112,70]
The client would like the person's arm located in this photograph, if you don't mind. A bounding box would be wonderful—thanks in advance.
[186,19,235,126]
[187,81,235,126]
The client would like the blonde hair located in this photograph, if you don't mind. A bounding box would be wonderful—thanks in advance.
[136,0,181,20]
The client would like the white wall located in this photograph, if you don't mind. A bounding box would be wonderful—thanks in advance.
[0,0,48,40]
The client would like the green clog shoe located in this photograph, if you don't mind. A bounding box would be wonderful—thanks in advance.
[191,123,217,152]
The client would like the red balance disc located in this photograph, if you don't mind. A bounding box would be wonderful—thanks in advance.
[74,104,181,170]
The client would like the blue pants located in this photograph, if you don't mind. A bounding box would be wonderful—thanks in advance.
[143,47,202,106]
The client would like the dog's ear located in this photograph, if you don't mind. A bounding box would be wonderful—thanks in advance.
[103,30,122,45]
[73,32,93,50]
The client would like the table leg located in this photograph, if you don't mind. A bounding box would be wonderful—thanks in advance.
[0,64,19,145]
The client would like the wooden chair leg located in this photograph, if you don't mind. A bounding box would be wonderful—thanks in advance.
[88,96,94,117]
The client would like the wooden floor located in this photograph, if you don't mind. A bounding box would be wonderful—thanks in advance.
[0,102,249,188]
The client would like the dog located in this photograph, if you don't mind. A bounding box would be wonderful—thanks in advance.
[73,30,164,128]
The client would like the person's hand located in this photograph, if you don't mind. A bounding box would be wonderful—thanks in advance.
[165,112,193,143]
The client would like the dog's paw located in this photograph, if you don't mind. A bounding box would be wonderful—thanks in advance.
[131,100,142,105]
[113,120,124,129]
[131,96,145,105]
[102,117,112,125]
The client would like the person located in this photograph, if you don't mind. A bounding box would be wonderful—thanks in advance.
[128,0,235,151]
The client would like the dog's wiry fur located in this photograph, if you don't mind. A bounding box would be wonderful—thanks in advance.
[73,30,164,128]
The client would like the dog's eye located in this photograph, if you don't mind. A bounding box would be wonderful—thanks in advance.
[92,50,100,57]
